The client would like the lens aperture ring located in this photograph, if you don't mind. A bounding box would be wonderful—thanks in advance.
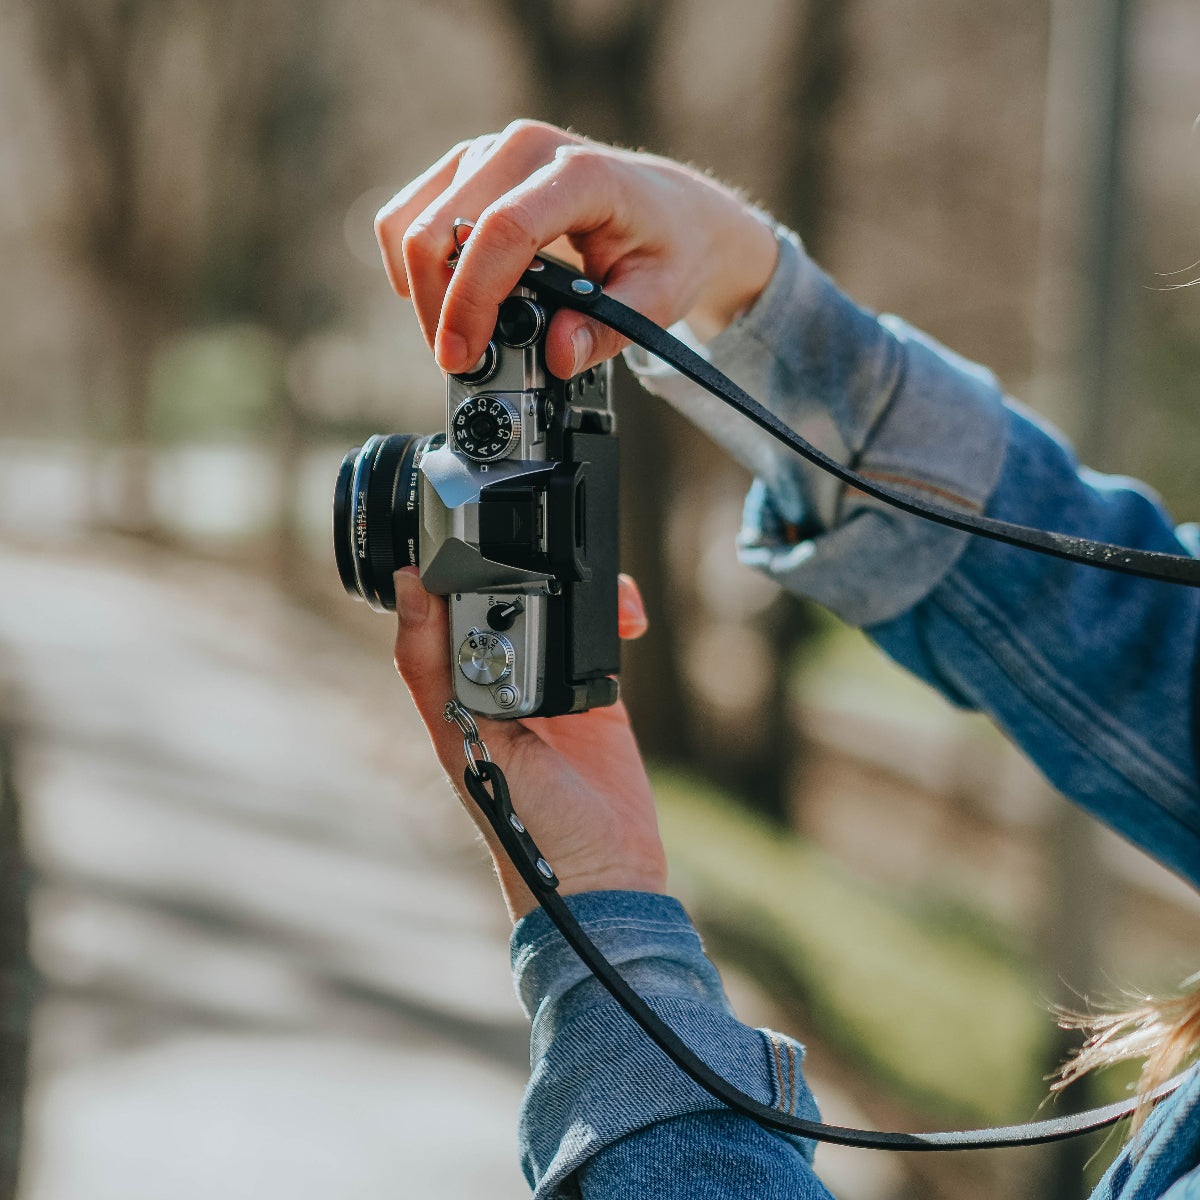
[347,434,384,606]
[363,434,413,612]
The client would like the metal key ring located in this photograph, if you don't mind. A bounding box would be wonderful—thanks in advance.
[443,699,491,777]
[446,218,475,269]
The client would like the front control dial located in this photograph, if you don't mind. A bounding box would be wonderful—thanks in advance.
[451,394,521,462]
[457,629,515,686]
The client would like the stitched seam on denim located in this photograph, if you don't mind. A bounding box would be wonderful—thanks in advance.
[848,471,985,513]
[528,957,729,1050]
[786,1041,797,1114]
[525,1007,801,1198]
[515,917,698,965]
[767,1032,786,1111]
[935,571,1199,828]
[723,315,903,466]
[539,998,768,1087]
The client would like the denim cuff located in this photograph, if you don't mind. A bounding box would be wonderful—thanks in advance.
[511,892,818,1199]
[624,228,1010,626]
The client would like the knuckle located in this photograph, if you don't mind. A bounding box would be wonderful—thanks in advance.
[374,210,402,260]
[401,220,440,267]
[553,143,616,191]
[477,202,537,254]
[552,143,594,170]
[499,118,558,154]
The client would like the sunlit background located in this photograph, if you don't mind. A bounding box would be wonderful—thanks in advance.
[1,1,1200,1198]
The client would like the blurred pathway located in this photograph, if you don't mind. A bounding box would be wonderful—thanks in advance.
[0,539,531,1200]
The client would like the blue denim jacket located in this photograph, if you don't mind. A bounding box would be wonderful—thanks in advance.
[509,229,1200,1198]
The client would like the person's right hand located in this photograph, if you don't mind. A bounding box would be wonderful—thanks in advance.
[373,120,779,382]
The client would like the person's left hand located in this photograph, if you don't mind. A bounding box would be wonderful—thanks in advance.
[393,568,667,920]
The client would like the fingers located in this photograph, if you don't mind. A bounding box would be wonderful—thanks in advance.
[539,254,685,378]
[375,141,471,299]
[436,144,631,374]
[380,122,584,359]
[392,568,456,755]
[617,573,648,640]
[393,569,518,776]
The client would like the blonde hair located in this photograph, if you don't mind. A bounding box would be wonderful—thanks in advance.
[1052,980,1200,1134]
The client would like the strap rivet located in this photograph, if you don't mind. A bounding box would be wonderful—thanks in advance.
[535,857,554,879]
[509,814,525,833]
[570,278,596,295]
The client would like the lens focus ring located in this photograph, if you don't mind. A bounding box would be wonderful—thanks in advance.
[332,433,435,613]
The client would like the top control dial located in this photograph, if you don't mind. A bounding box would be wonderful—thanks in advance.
[457,628,514,686]
[451,394,521,462]
[452,340,499,385]
[495,297,546,348]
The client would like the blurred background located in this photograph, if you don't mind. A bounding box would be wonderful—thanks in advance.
[1,0,1199,1197]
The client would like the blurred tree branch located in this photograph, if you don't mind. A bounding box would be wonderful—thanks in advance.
[19,0,345,539]
[489,0,693,762]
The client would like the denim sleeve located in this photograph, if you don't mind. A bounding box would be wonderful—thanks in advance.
[627,224,1200,889]
[867,403,1200,889]
[510,891,828,1200]
[624,226,1009,626]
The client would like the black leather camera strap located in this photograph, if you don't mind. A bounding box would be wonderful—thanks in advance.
[455,255,1196,1151]
[520,255,1200,588]
[462,757,1185,1150]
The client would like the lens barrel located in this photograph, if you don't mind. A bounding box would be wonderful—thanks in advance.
[332,433,440,612]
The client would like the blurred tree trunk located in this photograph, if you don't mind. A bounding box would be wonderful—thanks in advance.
[496,0,693,761]
[27,1,167,534]
[0,675,33,1200]
[1032,0,1133,1195]
[24,0,344,563]
[690,0,852,824]
[233,0,340,592]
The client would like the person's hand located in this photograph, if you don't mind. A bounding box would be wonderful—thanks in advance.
[374,120,779,381]
[393,567,666,921]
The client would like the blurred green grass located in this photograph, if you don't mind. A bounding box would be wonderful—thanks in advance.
[652,767,1051,1123]
[149,325,285,442]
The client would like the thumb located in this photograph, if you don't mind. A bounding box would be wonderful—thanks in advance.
[393,568,523,775]
[393,569,488,773]
[392,568,451,719]
[543,269,679,379]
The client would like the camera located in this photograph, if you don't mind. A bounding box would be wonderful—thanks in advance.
[332,273,621,719]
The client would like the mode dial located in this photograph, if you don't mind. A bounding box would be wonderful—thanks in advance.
[451,394,521,462]
[457,629,515,686]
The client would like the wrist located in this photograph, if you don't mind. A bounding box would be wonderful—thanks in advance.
[686,204,779,343]
[496,859,669,922]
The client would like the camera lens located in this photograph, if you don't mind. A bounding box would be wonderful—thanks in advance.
[495,297,545,348]
[332,432,441,612]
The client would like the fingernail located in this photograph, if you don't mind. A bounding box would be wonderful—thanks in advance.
[571,326,593,375]
[437,331,468,374]
[394,569,429,626]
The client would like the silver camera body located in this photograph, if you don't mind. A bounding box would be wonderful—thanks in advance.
[334,279,621,720]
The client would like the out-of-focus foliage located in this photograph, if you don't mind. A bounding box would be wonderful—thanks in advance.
[655,767,1048,1122]
[149,327,286,442]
